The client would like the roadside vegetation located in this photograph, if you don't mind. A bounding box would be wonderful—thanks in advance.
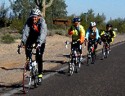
[0,0,125,44]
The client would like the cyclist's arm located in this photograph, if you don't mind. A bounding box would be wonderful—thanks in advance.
[80,25,85,44]
[113,31,116,38]
[85,29,90,40]
[96,28,100,40]
[100,31,105,36]
[21,20,30,45]
[37,18,47,45]
[68,26,74,35]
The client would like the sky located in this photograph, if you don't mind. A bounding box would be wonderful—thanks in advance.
[65,0,125,21]
[0,0,125,21]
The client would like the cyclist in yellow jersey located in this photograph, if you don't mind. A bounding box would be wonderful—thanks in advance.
[100,24,116,50]
[68,17,85,60]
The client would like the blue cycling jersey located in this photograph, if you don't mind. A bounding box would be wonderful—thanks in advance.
[85,28,100,40]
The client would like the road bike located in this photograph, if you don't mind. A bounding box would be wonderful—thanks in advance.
[17,45,39,93]
[65,41,82,76]
[85,40,96,65]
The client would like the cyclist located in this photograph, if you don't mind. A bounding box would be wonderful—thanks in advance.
[68,17,85,60]
[85,22,101,57]
[100,24,116,50]
[20,8,47,83]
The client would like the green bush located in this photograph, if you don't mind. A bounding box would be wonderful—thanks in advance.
[1,34,15,44]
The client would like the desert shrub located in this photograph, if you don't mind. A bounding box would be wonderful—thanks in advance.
[1,34,15,44]
[47,30,55,36]
[55,30,67,36]
[47,29,69,36]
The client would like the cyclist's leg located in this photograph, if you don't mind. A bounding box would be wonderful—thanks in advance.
[87,41,91,52]
[36,43,45,77]
[25,45,32,60]
[78,43,83,61]
[108,39,111,51]
[25,44,32,70]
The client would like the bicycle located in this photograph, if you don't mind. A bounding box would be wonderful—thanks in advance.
[65,41,82,76]
[101,35,110,59]
[17,44,40,93]
[85,39,96,65]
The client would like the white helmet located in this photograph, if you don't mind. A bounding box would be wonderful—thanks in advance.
[90,22,96,27]
[30,8,42,16]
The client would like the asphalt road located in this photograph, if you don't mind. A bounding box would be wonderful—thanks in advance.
[10,42,125,96]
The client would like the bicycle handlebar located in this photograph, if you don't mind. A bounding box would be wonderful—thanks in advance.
[17,44,40,55]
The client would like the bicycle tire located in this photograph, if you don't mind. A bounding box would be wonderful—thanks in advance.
[87,54,92,65]
[33,68,39,87]
[91,53,96,64]
[75,57,81,73]
[102,47,107,59]
[75,62,81,73]
[22,69,31,93]
[68,62,75,76]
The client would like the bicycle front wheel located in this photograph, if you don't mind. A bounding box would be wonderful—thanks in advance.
[22,70,31,93]
[68,62,75,76]
[33,68,39,87]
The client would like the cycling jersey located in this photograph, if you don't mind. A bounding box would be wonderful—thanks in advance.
[21,16,47,45]
[100,30,116,43]
[68,25,85,44]
[85,28,100,41]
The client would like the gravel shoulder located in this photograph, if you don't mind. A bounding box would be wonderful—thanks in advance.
[0,34,125,86]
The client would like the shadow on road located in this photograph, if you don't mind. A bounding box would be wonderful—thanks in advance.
[0,67,23,71]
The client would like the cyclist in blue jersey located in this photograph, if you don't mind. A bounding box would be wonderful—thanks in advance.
[85,22,101,52]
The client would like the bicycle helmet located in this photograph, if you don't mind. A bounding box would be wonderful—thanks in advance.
[106,24,112,27]
[90,22,96,27]
[72,17,81,23]
[30,8,42,16]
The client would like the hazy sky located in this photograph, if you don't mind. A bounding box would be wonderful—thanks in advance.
[1,0,125,21]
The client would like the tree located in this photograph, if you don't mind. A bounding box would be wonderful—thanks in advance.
[9,0,35,20]
[35,0,54,17]
[0,3,9,27]
[9,0,36,30]
[45,0,67,29]
[95,13,106,31]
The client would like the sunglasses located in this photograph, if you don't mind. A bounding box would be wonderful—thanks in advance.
[32,16,38,20]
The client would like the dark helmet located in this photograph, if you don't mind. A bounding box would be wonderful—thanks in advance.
[106,24,112,27]
[72,17,81,23]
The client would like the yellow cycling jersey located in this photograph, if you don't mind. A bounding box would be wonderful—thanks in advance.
[100,30,116,43]
[68,25,85,43]
[100,30,116,38]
